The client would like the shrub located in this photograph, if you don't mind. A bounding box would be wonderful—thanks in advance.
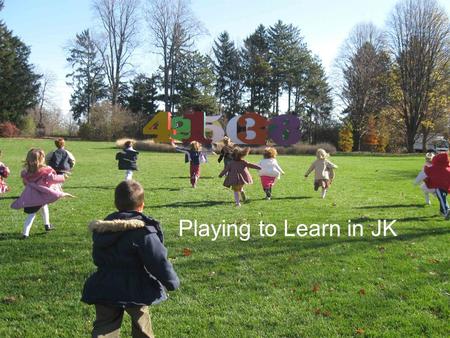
[116,138,336,156]
[0,122,20,137]
[19,115,36,136]
[79,102,135,141]
[338,124,353,152]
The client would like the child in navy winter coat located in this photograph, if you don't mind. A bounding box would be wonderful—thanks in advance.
[46,138,76,175]
[81,180,179,337]
[116,140,139,181]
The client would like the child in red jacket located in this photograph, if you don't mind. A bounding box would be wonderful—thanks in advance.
[423,152,450,219]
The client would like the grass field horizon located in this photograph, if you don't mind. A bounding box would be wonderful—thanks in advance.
[0,139,448,337]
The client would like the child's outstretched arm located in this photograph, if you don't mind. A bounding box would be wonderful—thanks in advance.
[245,162,262,170]
[219,163,230,177]
[414,170,427,185]
[304,163,315,177]
[274,160,285,175]
[139,234,180,291]
[326,160,338,169]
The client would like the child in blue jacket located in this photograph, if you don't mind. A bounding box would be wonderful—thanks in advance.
[81,180,179,337]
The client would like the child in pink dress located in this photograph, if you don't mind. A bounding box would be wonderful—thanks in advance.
[258,147,284,200]
[0,150,11,194]
[219,147,261,206]
[11,148,72,239]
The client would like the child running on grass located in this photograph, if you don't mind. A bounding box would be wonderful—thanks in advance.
[172,141,211,188]
[11,148,72,238]
[219,147,261,206]
[421,151,450,219]
[116,140,139,181]
[414,151,436,205]
[258,147,284,200]
[46,137,76,175]
[0,150,11,194]
[304,148,338,199]
[82,180,179,337]
[217,136,234,168]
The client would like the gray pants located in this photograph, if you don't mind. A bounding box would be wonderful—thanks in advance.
[92,304,154,338]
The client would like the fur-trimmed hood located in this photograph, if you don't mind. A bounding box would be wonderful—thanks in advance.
[89,211,163,249]
[89,219,146,233]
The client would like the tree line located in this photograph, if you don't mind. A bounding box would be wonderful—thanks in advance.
[0,0,449,151]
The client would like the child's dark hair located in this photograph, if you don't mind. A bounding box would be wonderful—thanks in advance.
[115,180,144,211]
[232,147,250,160]
[55,138,65,148]
[124,140,134,148]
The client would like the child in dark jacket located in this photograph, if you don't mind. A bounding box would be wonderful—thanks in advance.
[172,141,211,188]
[82,180,179,337]
[46,138,76,175]
[116,140,139,181]
[422,152,450,219]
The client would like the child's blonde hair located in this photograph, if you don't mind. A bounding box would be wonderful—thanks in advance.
[24,148,46,174]
[233,147,250,160]
[190,141,201,152]
[223,136,233,147]
[316,148,329,160]
[425,152,435,163]
[263,147,277,159]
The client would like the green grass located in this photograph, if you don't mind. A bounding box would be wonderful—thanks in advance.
[0,139,448,337]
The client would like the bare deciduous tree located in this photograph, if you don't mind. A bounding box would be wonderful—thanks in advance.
[145,0,206,112]
[387,0,450,152]
[93,0,139,105]
[335,23,391,150]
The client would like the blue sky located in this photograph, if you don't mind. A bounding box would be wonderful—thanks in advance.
[1,0,449,115]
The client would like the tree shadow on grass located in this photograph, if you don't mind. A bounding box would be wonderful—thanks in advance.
[356,204,426,209]
[0,232,47,241]
[351,215,437,224]
[171,176,217,179]
[271,196,312,201]
[151,187,185,192]
[64,185,115,190]
[174,226,450,269]
[0,196,20,200]
[155,200,229,208]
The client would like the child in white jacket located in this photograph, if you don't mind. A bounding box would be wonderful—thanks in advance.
[258,147,284,200]
[304,148,338,199]
[414,152,436,205]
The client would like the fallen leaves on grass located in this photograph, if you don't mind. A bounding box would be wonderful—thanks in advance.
[377,246,385,253]
[2,296,17,304]
[182,248,192,257]
[312,283,320,292]
[428,258,440,264]
[359,288,366,296]
[355,328,365,334]
[313,308,331,317]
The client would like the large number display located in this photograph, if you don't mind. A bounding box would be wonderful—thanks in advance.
[143,111,301,146]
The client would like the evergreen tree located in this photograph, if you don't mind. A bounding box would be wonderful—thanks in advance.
[125,74,159,117]
[213,31,244,118]
[241,25,272,114]
[297,56,333,143]
[267,20,303,114]
[66,29,107,123]
[175,51,218,114]
[0,22,40,124]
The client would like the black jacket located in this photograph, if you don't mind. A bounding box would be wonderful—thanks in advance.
[116,148,139,171]
[81,211,179,307]
[48,148,73,173]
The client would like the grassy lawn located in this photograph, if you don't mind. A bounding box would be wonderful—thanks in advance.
[0,139,448,337]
